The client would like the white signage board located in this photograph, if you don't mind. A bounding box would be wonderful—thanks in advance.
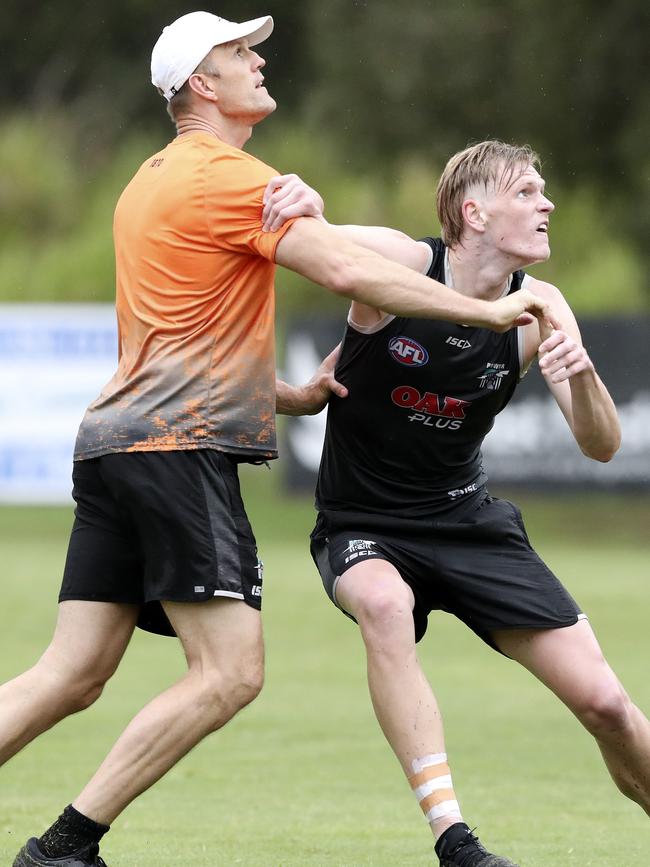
[0,304,117,504]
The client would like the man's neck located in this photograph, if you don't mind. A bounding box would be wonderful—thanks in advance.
[447,241,520,301]
[174,112,253,149]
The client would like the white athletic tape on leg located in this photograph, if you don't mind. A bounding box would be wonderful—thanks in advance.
[411,753,447,773]
[413,774,453,801]
[425,799,462,823]
[410,753,462,828]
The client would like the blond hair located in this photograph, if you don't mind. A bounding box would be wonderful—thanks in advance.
[436,140,541,247]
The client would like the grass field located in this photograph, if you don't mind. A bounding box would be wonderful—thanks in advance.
[1,470,649,866]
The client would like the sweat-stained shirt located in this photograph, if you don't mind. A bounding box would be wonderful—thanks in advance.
[74,132,295,462]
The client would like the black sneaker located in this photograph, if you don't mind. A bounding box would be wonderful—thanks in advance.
[435,822,520,867]
[13,838,108,867]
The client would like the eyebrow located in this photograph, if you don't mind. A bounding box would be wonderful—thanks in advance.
[507,174,546,193]
[223,39,247,50]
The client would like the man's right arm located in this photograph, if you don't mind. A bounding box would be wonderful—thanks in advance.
[274,217,552,333]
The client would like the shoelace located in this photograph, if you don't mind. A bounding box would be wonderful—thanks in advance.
[445,828,490,867]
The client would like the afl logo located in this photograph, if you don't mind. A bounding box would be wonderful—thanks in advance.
[388,336,429,366]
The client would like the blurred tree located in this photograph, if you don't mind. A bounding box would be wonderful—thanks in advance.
[1,0,648,298]
[6,1,646,157]
[1,0,306,151]
[303,0,649,269]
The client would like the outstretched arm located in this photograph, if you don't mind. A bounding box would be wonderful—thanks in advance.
[276,344,348,416]
[528,282,621,462]
[274,217,554,333]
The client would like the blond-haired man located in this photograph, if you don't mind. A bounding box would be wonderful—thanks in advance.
[264,140,650,866]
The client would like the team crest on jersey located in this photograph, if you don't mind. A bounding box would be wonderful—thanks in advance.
[388,336,429,366]
[478,363,509,390]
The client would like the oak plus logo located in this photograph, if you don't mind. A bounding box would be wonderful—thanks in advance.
[391,385,471,430]
[388,336,429,366]
[478,363,509,390]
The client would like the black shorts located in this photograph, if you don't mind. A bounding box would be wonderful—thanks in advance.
[310,496,582,650]
[60,450,263,636]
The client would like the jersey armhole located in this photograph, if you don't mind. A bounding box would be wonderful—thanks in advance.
[347,311,396,334]
[347,240,433,334]
[518,273,532,379]
[418,240,434,275]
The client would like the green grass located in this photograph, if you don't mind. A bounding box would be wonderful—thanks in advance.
[1,475,649,865]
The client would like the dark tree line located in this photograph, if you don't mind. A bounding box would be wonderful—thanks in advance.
[3,0,649,282]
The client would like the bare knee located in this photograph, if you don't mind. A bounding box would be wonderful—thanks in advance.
[195,662,264,731]
[354,583,414,643]
[32,656,110,714]
[231,663,264,710]
[575,681,633,738]
[72,676,108,711]
[356,582,413,626]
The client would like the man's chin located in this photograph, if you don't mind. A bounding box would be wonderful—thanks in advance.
[518,243,551,267]
[252,97,277,124]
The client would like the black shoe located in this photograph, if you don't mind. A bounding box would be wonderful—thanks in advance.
[13,838,108,867]
[435,822,519,867]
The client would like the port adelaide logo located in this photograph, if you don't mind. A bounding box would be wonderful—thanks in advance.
[388,336,429,366]
[478,363,510,390]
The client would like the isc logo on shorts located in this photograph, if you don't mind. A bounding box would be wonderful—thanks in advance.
[343,539,378,566]
[388,336,429,366]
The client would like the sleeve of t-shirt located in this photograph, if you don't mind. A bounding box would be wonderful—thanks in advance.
[205,150,297,261]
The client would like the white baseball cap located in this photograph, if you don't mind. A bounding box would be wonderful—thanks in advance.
[151,11,274,101]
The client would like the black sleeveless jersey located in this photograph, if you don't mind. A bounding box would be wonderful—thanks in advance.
[315,237,527,523]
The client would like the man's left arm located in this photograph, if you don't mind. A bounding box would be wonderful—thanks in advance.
[529,281,621,462]
[276,344,348,416]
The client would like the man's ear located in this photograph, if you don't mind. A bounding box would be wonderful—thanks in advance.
[462,198,486,233]
[187,73,219,102]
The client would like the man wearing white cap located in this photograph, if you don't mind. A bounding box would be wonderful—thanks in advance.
[6,11,556,867]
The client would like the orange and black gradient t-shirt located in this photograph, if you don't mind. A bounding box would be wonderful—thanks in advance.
[74,132,295,462]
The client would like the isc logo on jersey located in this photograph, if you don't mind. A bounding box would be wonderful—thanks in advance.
[388,336,429,366]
